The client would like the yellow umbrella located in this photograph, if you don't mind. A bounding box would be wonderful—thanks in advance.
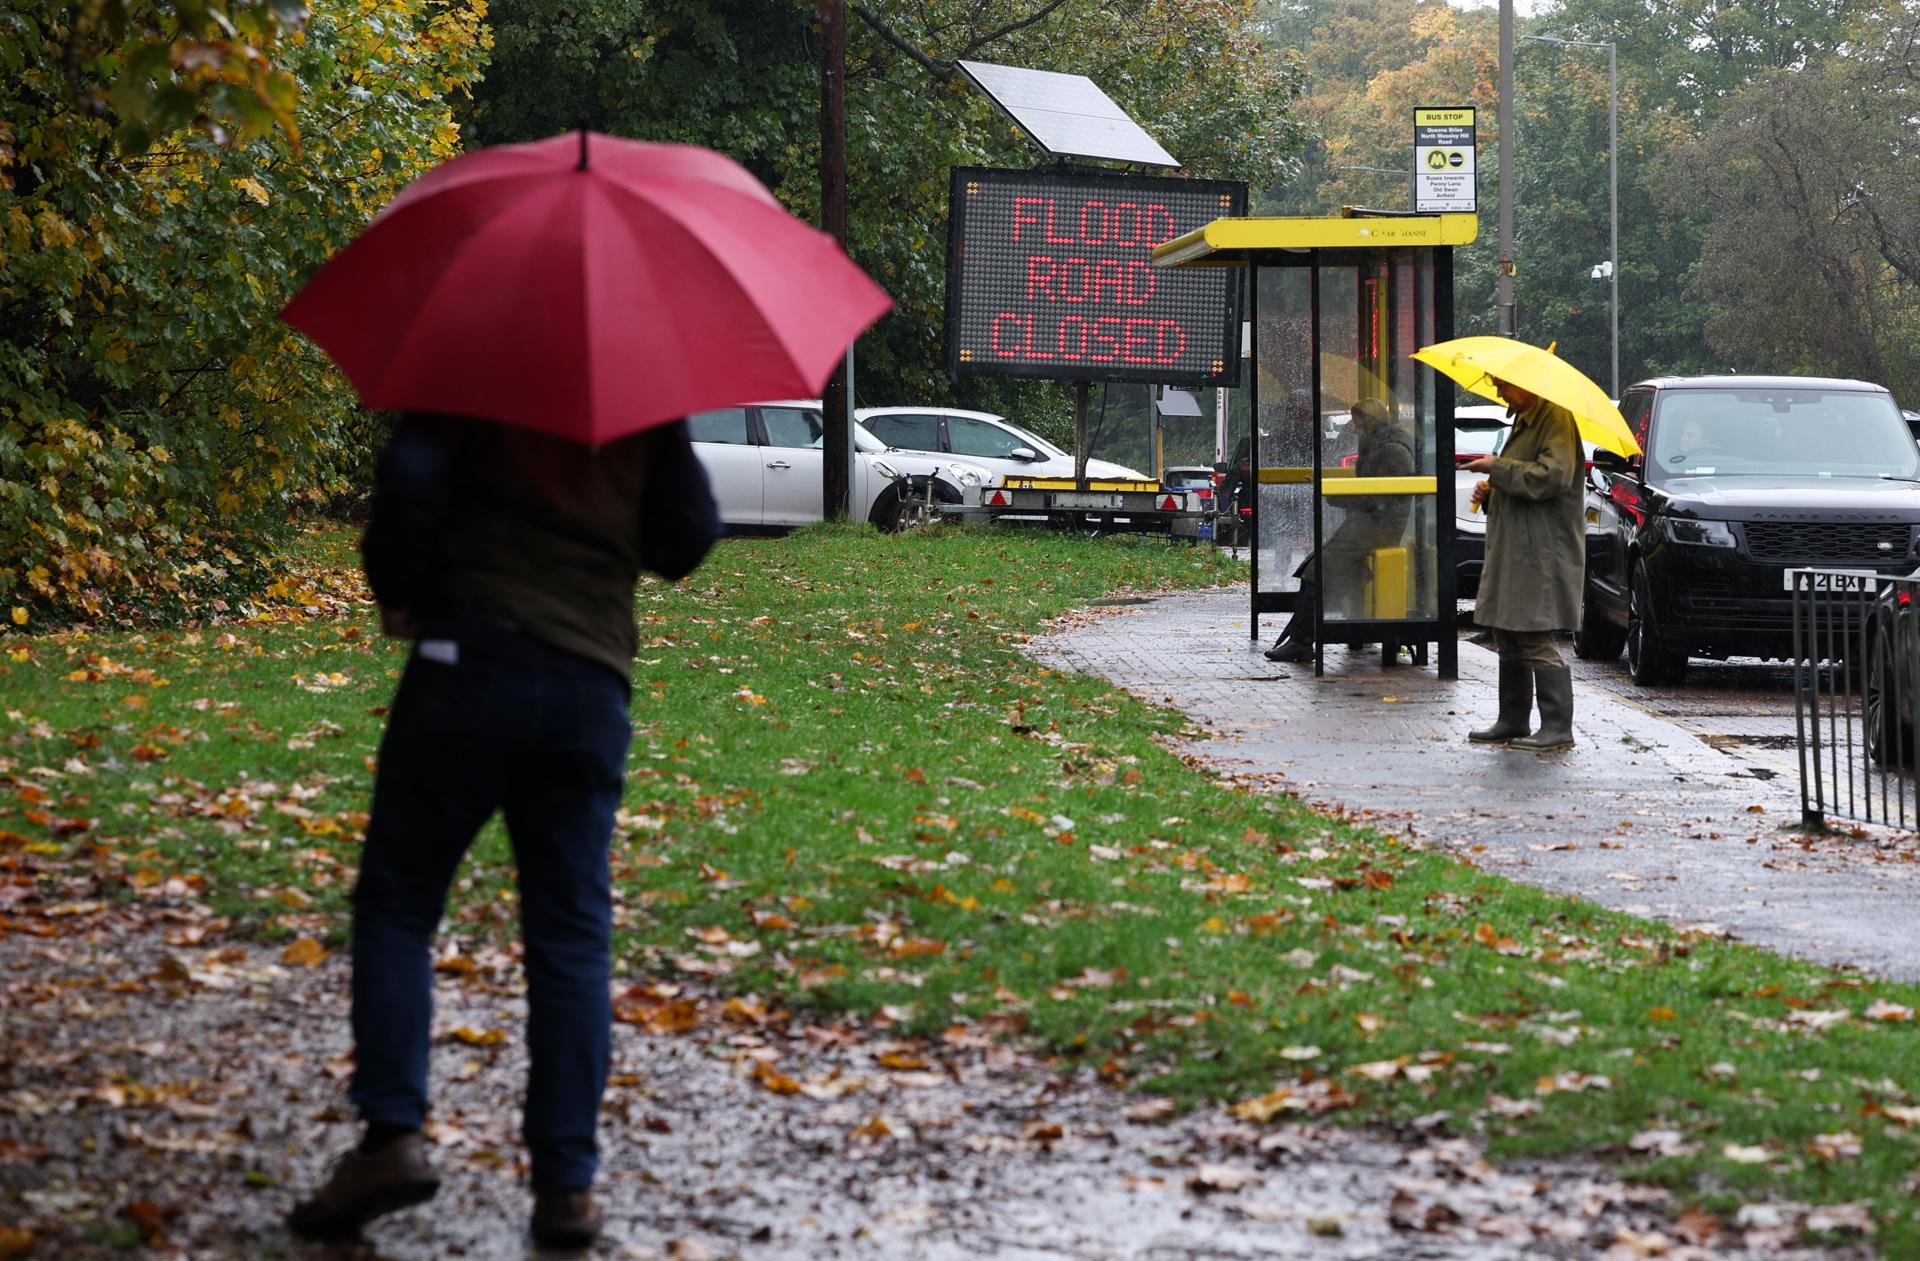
[1412,335,1641,457]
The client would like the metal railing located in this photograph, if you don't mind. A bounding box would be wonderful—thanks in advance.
[1792,568,1919,830]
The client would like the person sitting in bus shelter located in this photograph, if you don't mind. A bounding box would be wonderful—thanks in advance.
[1265,397,1414,662]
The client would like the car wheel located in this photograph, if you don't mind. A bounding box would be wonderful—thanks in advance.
[1626,562,1688,685]
[1866,627,1911,767]
[870,480,958,534]
[1572,575,1626,661]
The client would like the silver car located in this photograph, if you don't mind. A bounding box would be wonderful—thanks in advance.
[689,401,988,532]
[856,406,1150,483]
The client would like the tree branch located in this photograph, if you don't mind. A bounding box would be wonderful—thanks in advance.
[853,0,1076,79]
[852,7,955,80]
[958,0,1075,60]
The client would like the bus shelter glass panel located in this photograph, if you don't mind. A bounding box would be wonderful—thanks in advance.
[1254,267,1314,600]
[1316,253,1441,628]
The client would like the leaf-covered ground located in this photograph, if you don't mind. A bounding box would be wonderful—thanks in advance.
[2,523,1918,1254]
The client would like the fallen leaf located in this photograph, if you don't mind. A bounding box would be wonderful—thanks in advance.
[1473,922,1523,955]
[1804,1202,1875,1235]
[1671,1205,1723,1246]
[1188,1163,1263,1193]
[1628,1128,1698,1157]
[1785,1008,1850,1031]
[1721,1143,1775,1164]
[280,938,328,967]
[445,1026,507,1047]
[750,1062,802,1095]
[1807,1131,1861,1162]
[1389,1191,1461,1232]
[117,1199,179,1245]
[1230,1088,1295,1123]
[1124,1099,1178,1123]
[1864,999,1914,1022]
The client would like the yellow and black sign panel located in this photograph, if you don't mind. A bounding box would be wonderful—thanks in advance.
[1412,105,1476,213]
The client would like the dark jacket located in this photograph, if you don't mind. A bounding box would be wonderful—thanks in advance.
[1330,421,1414,551]
[362,414,720,679]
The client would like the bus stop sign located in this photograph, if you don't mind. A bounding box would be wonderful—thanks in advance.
[1413,107,1476,214]
[946,166,1246,386]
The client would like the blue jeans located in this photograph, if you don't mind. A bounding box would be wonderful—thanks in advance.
[348,615,632,1190]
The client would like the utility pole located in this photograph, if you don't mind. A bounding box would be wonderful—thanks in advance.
[1607,38,1618,396]
[1497,0,1515,337]
[1525,34,1620,396]
[818,0,850,519]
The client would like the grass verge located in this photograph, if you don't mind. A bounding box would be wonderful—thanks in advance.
[2,522,1917,1248]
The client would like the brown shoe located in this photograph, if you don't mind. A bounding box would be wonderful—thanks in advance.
[532,1188,603,1250]
[286,1132,439,1239]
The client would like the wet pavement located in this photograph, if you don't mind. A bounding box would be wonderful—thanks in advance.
[6,936,1821,1261]
[1031,590,1920,982]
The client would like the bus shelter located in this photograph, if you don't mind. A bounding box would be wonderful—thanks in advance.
[1154,212,1478,677]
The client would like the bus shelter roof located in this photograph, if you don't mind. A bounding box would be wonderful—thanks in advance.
[1152,212,1480,268]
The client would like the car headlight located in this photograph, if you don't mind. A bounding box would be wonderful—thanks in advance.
[947,463,982,488]
[1666,518,1737,548]
[871,459,900,480]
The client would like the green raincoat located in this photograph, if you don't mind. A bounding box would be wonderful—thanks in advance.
[1475,397,1586,632]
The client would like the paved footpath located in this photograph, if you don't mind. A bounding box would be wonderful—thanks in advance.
[1032,591,1920,982]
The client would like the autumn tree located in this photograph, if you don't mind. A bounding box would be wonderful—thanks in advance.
[461,0,1303,435]
[0,1,489,624]
[1658,57,1920,401]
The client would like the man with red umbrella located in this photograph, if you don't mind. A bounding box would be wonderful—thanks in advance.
[280,131,890,1249]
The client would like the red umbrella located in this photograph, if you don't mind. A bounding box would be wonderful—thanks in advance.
[281,131,892,445]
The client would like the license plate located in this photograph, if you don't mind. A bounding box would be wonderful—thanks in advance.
[1785,569,1878,593]
[1051,493,1126,510]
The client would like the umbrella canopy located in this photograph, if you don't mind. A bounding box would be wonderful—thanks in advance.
[1412,335,1640,457]
[281,131,893,445]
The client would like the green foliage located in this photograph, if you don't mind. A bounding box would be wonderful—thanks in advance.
[0,0,488,626]
[40,0,313,155]
[1257,0,1920,395]
[1655,54,1920,401]
[461,0,1304,441]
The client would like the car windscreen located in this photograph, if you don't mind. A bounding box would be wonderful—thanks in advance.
[1647,388,1919,483]
[992,417,1067,459]
[1455,426,1508,458]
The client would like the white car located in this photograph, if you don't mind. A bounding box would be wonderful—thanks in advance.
[688,400,988,532]
[856,406,1150,483]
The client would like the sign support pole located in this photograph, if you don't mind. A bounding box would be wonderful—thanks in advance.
[1073,380,1091,490]
[817,0,851,520]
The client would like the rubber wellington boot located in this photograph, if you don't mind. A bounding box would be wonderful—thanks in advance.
[1468,659,1533,744]
[1511,665,1575,752]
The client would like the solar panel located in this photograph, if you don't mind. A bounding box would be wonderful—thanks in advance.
[958,60,1180,168]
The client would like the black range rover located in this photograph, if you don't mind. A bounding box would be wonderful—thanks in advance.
[1573,375,1920,685]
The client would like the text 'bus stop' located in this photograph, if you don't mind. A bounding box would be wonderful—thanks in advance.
[1154,212,1479,678]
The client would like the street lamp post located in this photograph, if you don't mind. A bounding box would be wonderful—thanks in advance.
[1524,33,1619,398]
